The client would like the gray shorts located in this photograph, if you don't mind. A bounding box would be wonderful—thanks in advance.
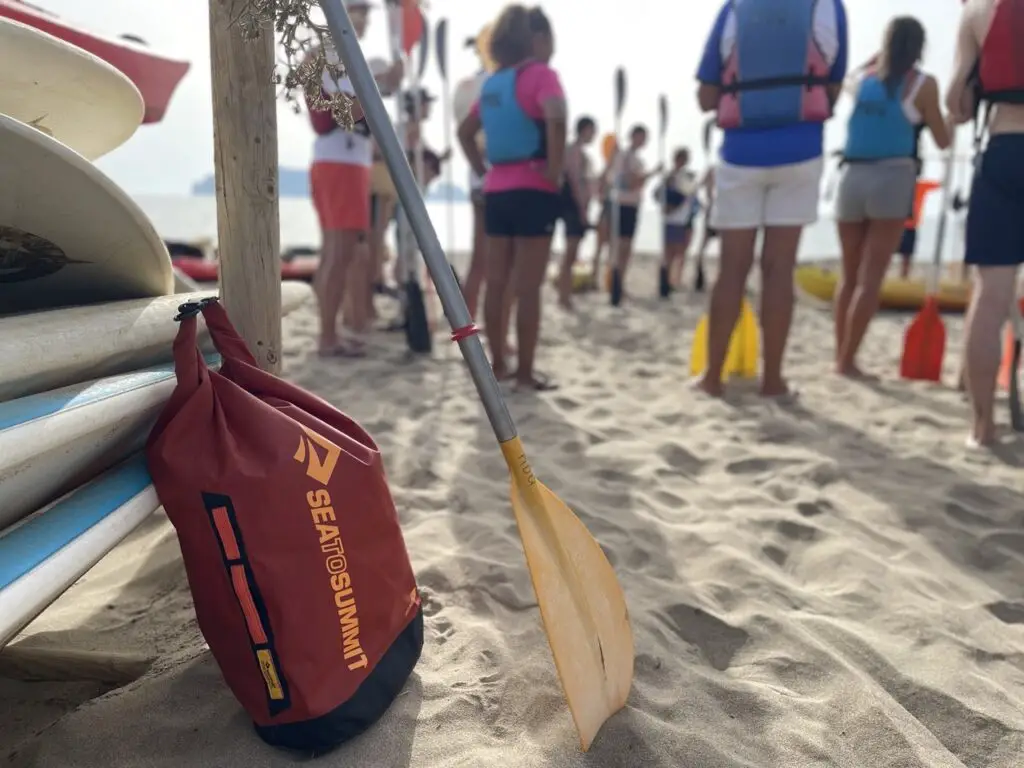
[835,160,917,222]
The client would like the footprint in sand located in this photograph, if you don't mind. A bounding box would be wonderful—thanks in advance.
[986,601,1024,625]
[659,604,749,671]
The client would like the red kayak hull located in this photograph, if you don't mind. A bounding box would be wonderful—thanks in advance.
[173,258,319,283]
[0,0,189,123]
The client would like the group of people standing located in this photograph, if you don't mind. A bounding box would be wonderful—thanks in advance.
[695,0,1024,447]
[310,0,1024,446]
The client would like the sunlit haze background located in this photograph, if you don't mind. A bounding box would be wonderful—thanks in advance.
[34,0,978,257]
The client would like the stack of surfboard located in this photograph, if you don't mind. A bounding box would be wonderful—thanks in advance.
[0,17,312,649]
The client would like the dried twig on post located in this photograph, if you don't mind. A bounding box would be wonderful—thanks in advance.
[238,0,356,130]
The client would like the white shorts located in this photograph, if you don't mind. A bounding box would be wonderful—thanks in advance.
[711,157,824,230]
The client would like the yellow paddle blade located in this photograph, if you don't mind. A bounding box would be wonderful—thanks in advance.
[734,299,760,379]
[690,314,709,377]
[501,438,634,751]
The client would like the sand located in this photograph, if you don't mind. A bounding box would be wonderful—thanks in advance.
[3,254,1024,767]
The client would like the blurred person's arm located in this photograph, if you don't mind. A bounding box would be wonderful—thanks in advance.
[696,3,729,111]
[946,0,981,124]
[457,108,487,179]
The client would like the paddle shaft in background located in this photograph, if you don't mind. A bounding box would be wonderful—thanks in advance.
[695,117,714,292]
[385,0,431,353]
[609,68,626,306]
[435,18,455,263]
[657,95,668,249]
[207,0,281,372]
[1009,298,1024,431]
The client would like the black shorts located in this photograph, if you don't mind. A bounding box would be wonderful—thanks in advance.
[484,189,560,238]
[898,227,917,257]
[965,134,1024,266]
[616,205,639,239]
[560,183,588,238]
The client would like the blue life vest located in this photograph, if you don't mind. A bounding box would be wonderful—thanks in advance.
[478,62,546,165]
[717,0,833,130]
[843,72,919,161]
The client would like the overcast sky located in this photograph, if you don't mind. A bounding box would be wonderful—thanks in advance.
[39,0,971,195]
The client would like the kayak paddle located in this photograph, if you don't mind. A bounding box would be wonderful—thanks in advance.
[609,66,626,307]
[1007,298,1024,431]
[320,0,634,750]
[900,141,956,382]
[385,0,430,353]
[435,18,456,276]
[657,94,670,299]
[694,117,715,293]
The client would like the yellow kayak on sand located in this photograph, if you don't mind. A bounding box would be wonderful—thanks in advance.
[795,265,971,312]
[690,299,759,380]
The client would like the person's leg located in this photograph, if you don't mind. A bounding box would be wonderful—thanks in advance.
[964,266,1017,444]
[699,164,763,395]
[671,229,693,288]
[834,221,869,365]
[314,230,346,352]
[591,202,609,282]
[758,157,825,395]
[616,206,638,287]
[310,163,355,354]
[837,219,903,376]
[557,235,581,309]
[512,192,559,388]
[482,192,515,377]
[463,196,487,319]
[832,166,870,367]
[341,230,372,337]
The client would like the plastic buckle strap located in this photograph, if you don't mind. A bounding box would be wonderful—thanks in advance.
[174,295,220,321]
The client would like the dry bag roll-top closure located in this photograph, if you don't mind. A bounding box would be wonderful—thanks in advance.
[716,0,833,130]
[146,298,423,754]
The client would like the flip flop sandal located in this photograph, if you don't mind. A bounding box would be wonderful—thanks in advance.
[317,341,366,359]
[513,372,559,392]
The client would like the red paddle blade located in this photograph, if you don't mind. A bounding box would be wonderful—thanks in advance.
[401,0,424,55]
[900,297,945,382]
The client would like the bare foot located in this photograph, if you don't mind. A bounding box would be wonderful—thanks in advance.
[836,363,877,381]
[760,378,793,398]
[695,375,725,398]
[969,421,997,447]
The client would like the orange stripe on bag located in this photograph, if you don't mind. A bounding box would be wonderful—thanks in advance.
[211,506,241,560]
[230,564,268,645]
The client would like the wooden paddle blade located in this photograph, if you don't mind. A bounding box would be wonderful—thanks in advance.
[404,279,432,353]
[1010,339,1023,431]
[899,299,945,381]
[694,259,705,292]
[508,475,633,750]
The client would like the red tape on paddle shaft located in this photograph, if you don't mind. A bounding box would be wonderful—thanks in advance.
[450,324,479,343]
[402,0,424,55]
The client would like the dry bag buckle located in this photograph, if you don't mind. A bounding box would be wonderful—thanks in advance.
[174,296,219,321]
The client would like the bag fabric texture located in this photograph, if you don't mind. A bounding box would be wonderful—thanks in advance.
[146,298,423,753]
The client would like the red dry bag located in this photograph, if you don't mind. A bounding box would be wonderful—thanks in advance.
[146,297,422,753]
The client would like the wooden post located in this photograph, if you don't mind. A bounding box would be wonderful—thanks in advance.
[208,0,282,372]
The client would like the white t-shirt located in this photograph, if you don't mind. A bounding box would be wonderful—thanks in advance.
[616,150,645,207]
[311,54,388,167]
[664,169,699,226]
